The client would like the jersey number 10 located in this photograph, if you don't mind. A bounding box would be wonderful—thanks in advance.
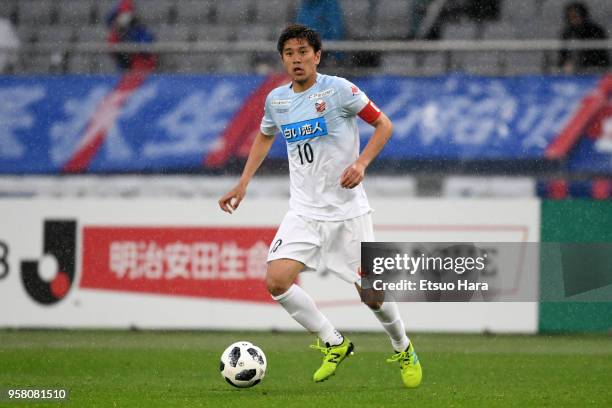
[297,143,314,165]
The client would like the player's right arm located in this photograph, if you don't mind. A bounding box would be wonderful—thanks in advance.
[218,131,275,214]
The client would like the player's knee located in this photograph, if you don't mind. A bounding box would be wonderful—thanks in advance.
[266,273,291,297]
[355,283,384,310]
[364,300,383,310]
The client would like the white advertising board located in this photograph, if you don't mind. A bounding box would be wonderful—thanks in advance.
[0,198,539,333]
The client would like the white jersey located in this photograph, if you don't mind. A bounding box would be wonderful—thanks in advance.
[260,73,372,221]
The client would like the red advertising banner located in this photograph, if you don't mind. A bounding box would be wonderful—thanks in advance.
[80,227,276,303]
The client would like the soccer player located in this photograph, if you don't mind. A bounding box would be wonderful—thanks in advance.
[218,24,422,388]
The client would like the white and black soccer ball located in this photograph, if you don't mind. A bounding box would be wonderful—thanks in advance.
[220,341,267,388]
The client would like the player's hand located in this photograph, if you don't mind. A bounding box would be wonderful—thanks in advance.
[218,184,246,214]
[340,161,366,189]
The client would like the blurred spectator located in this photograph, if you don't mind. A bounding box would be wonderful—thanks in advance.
[106,0,157,72]
[558,2,609,74]
[465,0,499,22]
[421,0,499,40]
[296,0,345,66]
[296,0,345,41]
[410,0,435,39]
[0,18,19,73]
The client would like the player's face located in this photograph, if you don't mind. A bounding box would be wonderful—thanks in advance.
[281,38,321,90]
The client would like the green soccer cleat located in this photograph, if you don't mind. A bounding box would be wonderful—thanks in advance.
[310,337,355,382]
[387,342,422,388]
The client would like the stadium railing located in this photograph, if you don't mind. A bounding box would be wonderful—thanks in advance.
[2,39,612,75]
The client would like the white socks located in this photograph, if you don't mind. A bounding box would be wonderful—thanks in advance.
[272,284,408,350]
[272,284,344,346]
[371,301,410,352]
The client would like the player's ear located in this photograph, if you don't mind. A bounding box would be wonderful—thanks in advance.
[314,50,321,65]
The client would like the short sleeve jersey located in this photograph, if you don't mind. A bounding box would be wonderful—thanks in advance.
[260,73,373,221]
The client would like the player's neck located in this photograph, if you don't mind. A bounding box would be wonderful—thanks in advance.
[292,73,318,93]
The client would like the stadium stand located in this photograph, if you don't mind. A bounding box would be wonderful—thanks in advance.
[516,23,558,40]
[421,52,448,75]
[215,0,257,25]
[137,0,173,25]
[0,2,610,201]
[4,0,612,75]
[341,0,375,39]
[235,24,274,41]
[36,25,75,45]
[0,0,17,22]
[500,0,536,23]
[375,0,411,28]
[369,21,411,41]
[93,0,121,25]
[193,25,236,41]
[502,51,546,75]
[156,24,192,42]
[482,22,517,40]
[541,0,566,28]
[16,0,57,26]
[459,51,503,75]
[255,0,295,25]
[75,25,107,42]
[20,53,54,74]
[175,0,214,24]
[382,53,419,75]
[15,25,37,44]
[442,22,480,40]
[170,53,214,73]
[57,0,96,25]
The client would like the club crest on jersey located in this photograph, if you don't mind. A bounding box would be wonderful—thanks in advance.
[315,99,326,114]
[281,117,328,143]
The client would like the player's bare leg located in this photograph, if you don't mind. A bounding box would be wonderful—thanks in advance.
[267,259,353,382]
[356,283,422,388]
[266,258,303,297]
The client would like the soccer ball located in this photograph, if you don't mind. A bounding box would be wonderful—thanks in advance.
[220,341,267,388]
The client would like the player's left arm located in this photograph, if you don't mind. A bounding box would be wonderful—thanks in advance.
[340,107,393,189]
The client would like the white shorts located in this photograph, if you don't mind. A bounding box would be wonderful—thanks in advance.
[267,210,375,283]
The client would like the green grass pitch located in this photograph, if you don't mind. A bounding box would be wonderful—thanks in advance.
[0,330,610,407]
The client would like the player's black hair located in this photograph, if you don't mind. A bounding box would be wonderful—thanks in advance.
[277,24,322,55]
[565,2,589,20]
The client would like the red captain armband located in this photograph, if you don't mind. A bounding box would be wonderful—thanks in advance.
[358,100,382,124]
